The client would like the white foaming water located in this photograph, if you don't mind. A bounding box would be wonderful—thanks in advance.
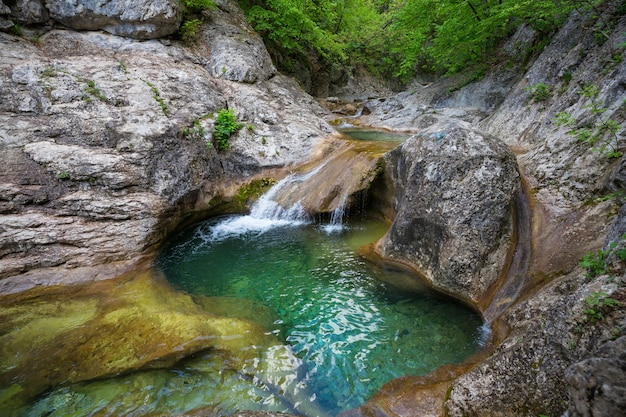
[208,163,334,240]
[477,321,492,347]
[320,193,348,234]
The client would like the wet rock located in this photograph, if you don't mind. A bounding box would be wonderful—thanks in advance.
[0,270,328,415]
[46,0,182,39]
[376,120,520,307]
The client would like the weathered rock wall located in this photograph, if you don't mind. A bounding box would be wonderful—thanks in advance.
[0,1,333,293]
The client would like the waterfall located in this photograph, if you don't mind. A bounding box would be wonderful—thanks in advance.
[209,160,349,240]
[208,138,390,240]
[320,193,348,234]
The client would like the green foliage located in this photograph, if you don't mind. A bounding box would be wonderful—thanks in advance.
[240,0,611,79]
[213,108,243,151]
[179,18,202,43]
[552,84,623,159]
[526,83,552,103]
[183,118,206,139]
[84,79,107,102]
[143,80,168,116]
[179,0,216,43]
[182,0,216,13]
[580,233,626,280]
[580,250,607,279]
[119,60,128,74]
[9,23,24,37]
[387,0,579,77]
[583,291,621,322]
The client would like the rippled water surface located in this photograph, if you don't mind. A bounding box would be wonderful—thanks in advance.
[157,217,484,415]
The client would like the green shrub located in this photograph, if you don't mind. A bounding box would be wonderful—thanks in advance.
[179,18,202,43]
[583,291,621,322]
[526,83,552,103]
[182,0,215,13]
[580,250,607,279]
[213,108,243,151]
[84,79,107,102]
[179,0,216,43]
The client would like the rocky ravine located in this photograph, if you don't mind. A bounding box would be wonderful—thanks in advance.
[350,5,626,417]
[1,1,625,417]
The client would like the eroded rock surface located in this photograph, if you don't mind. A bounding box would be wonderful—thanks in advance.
[445,209,626,416]
[376,121,520,308]
[46,0,182,39]
[0,23,332,290]
[0,269,329,417]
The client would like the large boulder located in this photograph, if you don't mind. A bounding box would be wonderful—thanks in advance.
[376,120,520,308]
[45,0,183,39]
[201,0,276,83]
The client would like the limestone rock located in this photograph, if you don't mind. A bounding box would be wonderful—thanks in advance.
[444,201,626,417]
[376,120,520,307]
[46,0,183,39]
[0,1,10,15]
[565,336,626,417]
[201,0,276,83]
[5,0,49,24]
[0,27,331,290]
[445,268,626,417]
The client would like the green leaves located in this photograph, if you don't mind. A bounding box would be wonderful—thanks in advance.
[552,84,623,159]
[525,83,552,103]
[583,291,621,322]
[389,0,576,76]
[213,109,243,152]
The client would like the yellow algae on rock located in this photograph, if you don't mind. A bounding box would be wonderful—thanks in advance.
[0,267,300,414]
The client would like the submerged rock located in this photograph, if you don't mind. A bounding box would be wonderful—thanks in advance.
[0,269,329,417]
[376,120,520,308]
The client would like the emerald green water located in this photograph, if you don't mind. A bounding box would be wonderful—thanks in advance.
[156,216,485,415]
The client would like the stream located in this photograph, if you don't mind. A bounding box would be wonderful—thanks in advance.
[0,128,486,417]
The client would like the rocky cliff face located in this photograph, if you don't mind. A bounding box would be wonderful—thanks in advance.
[0,0,333,294]
[352,4,626,417]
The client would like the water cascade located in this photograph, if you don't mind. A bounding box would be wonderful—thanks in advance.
[1,133,486,417]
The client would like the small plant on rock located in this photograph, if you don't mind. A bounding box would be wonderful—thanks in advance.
[525,82,552,103]
[179,0,216,43]
[183,117,206,139]
[553,84,623,159]
[213,108,243,151]
[583,291,621,322]
[142,79,168,116]
[580,249,607,279]
[84,79,107,102]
